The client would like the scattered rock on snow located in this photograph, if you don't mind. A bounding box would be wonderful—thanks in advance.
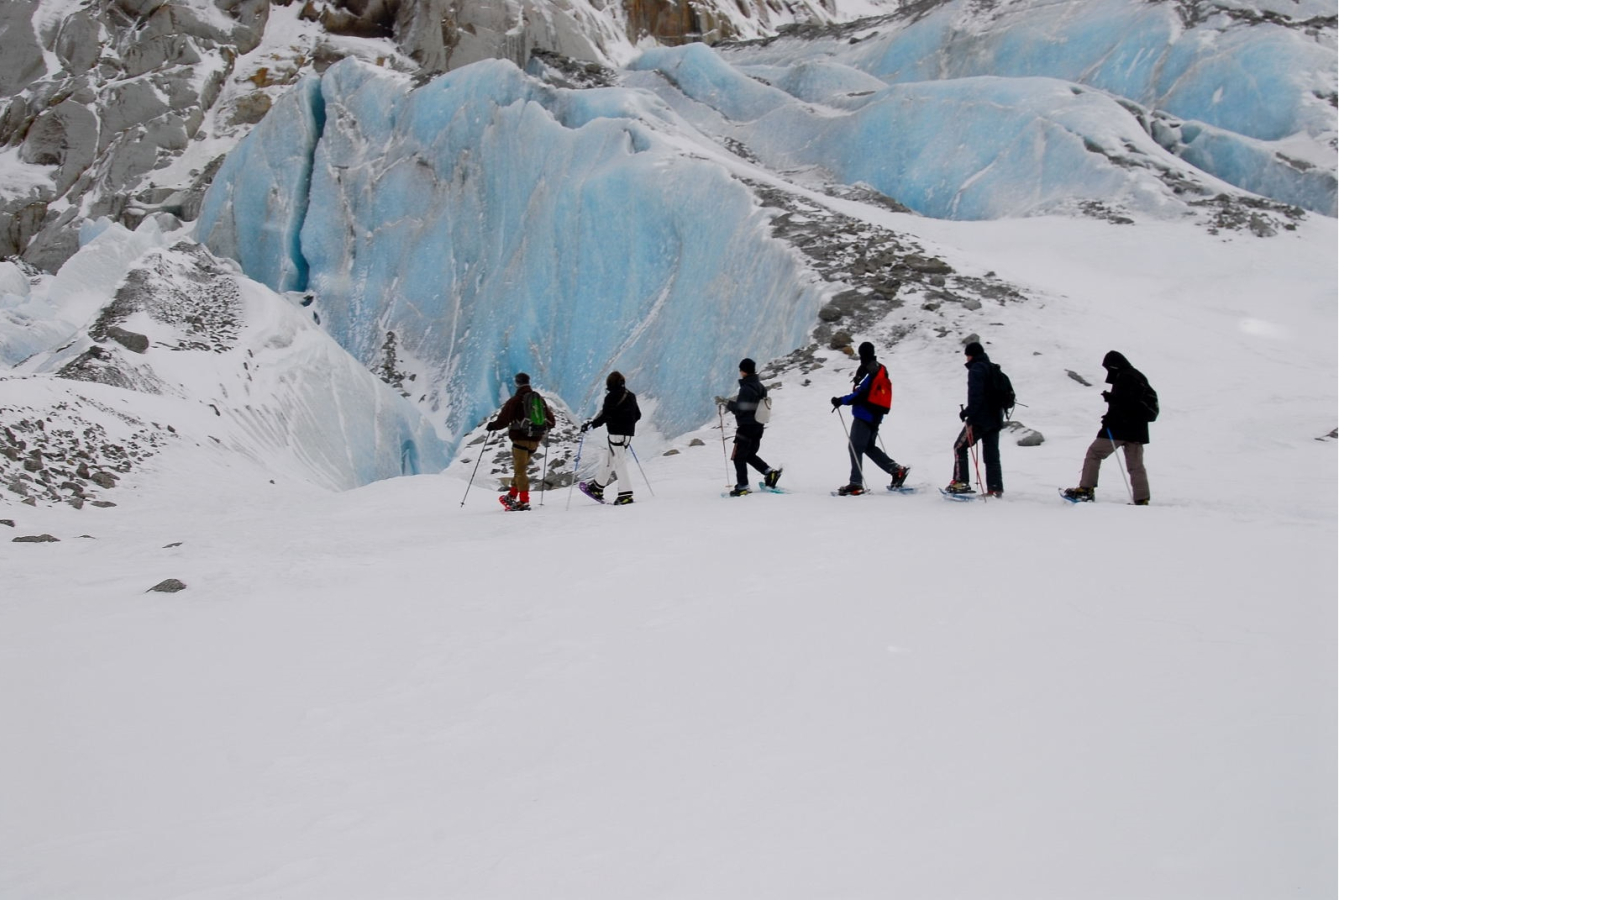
[1067,370,1093,387]
[13,534,59,542]
[147,578,187,593]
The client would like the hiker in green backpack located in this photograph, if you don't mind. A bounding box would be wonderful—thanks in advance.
[485,372,554,511]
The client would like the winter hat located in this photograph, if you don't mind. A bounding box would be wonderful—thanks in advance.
[858,341,876,360]
[965,341,984,358]
[514,372,530,385]
[606,371,625,390]
[1102,351,1129,370]
[739,358,756,374]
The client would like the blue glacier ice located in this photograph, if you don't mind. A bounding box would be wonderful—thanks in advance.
[200,59,821,441]
[717,0,1338,213]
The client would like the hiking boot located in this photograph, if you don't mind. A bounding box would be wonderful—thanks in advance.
[1133,499,1149,506]
[498,493,515,510]
[729,486,752,497]
[1062,487,1095,502]
[945,481,975,494]
[837,483,865,496]
[889,465,910,489]
[985,488,1004,499]
[614,492,634,505]
[764,467,783,489]
[506,499,531,511]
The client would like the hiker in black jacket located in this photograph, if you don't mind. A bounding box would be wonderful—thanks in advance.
[579,371,642,505]
[485,372,554,511]
[1063,350,1153,505]
[723,357,779,497]
[948,342,1004,497]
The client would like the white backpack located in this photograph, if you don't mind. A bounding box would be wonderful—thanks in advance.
[753,391,774,424]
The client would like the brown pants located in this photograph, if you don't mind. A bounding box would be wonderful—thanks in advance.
[1079,438,1149,503]
[511,438,541,493]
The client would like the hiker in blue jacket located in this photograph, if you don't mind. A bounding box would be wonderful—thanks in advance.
[830,342,909,495]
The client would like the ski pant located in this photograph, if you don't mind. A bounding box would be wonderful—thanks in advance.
[847,417,899,486]
[732,423,771,488]
[953,424,1002,491]
[598,434,633,496]
[1079,438,1149,503]
[511,437,542,494]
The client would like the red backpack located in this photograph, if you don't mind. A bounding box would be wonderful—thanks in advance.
[865,365,893,414]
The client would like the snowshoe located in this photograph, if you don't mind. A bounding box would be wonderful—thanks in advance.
[613,492,634,506]
[837,483,866,496]
[728,486,752,497]
[578,480,606,504]
[1060,487,1094,503]
[889,465,911,490]
[764,467,783,489]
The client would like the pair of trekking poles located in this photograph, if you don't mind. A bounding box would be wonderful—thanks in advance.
[457,424,655,509]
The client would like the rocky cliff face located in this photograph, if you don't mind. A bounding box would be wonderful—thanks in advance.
[0,0,866,273]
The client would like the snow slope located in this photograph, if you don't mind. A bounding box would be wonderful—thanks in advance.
[1,211,1336,898]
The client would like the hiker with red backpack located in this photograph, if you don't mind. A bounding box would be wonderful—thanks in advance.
[485,372,554,511]
[578,371,643,505]
[830,341,909,495]
[1062,350,1156,505]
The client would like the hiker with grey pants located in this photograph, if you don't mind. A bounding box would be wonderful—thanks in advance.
[1063,351,1156,505]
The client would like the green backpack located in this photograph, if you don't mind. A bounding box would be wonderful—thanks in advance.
[511,391,550,439]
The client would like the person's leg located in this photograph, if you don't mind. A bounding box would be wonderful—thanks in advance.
[512,442,531,494]
[1121,440,1149,503]
[1079,437,1114,489]
[745,424,771,477]
[859,421,897,476]
[609,436,634,495]
[732,432,751,487]
[951,426,973,484]
[847,418,874,485]
[982,427,1002,492]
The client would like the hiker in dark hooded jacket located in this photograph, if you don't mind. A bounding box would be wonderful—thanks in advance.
[485,372,554,511]
[831,341,909,494]
[1062,350,1153,505]
[579,371,642,505]
[723,357,779,496]
[948,341,1004,497]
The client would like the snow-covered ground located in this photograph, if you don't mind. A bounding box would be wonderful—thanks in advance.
[2,212,1336,898]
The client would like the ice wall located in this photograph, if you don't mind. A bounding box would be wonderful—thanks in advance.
[200,59,821,440]
[719,0,1338,214]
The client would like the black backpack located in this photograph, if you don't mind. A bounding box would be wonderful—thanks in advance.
[1137,380,1159,422]
[510,391,551,439]
[988,363,1017,420]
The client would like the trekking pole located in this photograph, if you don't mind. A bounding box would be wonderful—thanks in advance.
[717,401,732,487]
[565,431,587,510]
[538,441,549,507]
[459,423,494,507]
[628,441,656,497]
[835,407,865,483]
[1105,428,1134,502]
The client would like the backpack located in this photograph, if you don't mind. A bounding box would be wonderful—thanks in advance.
[1137,380,1160,422]
[988,363,1016,420]
[864,365,893,415]
[753,386,774,425]
[510,390,550,439]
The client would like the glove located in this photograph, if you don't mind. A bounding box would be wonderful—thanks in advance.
[1101,391,1112,402]
[830,397,842,410]
[486,422,503,432]
[958,407,968,421]
[580,422,592,433]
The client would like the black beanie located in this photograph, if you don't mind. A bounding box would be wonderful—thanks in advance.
[965,342,983,357]
[514,372,530,385]
[739,358,756,374]
[858,341,875,359]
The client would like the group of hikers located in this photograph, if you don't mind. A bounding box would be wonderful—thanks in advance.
[483,341,1157,509]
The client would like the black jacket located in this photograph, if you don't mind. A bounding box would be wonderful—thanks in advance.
[727,373,767,428]
[962,349,1003,433]
[589,385,640,436]
[1098,350,1151,444]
